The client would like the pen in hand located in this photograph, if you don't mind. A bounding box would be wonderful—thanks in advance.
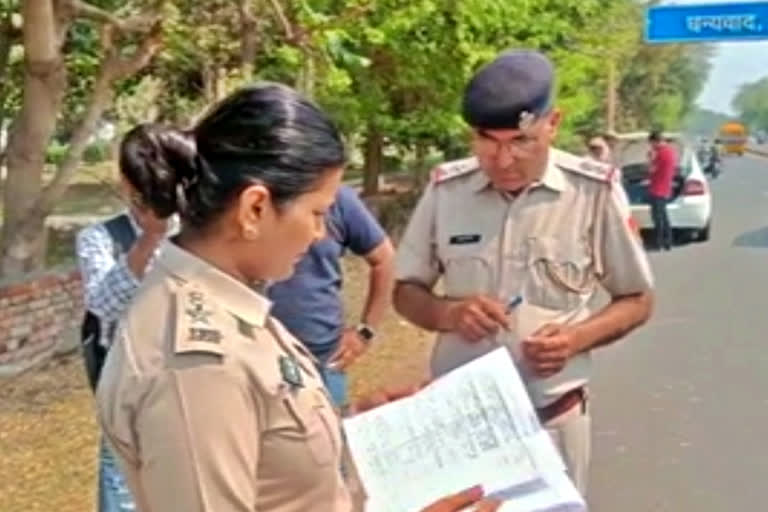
[505,295,523,314]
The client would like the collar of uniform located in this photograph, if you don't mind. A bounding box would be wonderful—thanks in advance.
[158,240,271,327]
[531,150,566,193]
[469,169,492,193]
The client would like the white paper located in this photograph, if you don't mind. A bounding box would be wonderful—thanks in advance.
[342,348,587,512]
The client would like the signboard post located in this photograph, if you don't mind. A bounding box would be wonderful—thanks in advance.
[646,2,768,44]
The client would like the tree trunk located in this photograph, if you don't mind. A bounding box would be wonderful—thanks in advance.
[238,0,258,81]
[414,140,429,188]
[0,7,161,277]
[296,50,316,99]
[606,59,618,133]
[202,62,216,103]
[0,0,67,276]
[3,21,162,261]
[362,126,383,197]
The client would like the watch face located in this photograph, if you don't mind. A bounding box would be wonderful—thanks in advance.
[358,325,375,341]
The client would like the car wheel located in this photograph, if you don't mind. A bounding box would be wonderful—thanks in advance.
[698,222,711,242]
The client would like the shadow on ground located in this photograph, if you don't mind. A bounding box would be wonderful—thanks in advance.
[733,226,768,249]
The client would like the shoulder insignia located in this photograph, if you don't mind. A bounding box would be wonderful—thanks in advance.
[431,157,479,184]
[552,148,617,184]
[175,285,225,355]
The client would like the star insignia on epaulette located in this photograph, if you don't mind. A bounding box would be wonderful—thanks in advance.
[186,290,213,325]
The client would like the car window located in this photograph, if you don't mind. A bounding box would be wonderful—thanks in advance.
[679,149,693,178]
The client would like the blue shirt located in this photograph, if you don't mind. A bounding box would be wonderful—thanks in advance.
[268,185,386,359]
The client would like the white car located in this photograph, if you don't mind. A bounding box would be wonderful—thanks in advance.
[616,134,713,243]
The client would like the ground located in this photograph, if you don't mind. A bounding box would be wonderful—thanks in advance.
[0,257,434,512]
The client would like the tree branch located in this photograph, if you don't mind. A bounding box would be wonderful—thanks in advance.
[266,0,294,40]
[70,0,125,27]
[67,0,160,34]
[238,0,259,78]
[8,20,163,244]
[112,21,163,79]
[34,22,162,214]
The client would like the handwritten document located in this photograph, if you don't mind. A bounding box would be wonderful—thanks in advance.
[343,348,586,512]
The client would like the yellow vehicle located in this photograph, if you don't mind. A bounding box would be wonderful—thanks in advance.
[718,121,748,156]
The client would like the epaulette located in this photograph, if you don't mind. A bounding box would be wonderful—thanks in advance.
[552,148,618,183]
[430,157,480,184]
[174,285,225,355]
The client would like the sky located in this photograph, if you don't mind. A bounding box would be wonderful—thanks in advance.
[660,0,768,114]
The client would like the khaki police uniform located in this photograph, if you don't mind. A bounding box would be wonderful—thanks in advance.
[96,241,357,512]
[395,148,654,493]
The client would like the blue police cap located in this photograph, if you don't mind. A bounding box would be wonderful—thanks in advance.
[462,50,554,130]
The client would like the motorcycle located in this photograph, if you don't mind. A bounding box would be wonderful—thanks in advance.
[703,148,722,179]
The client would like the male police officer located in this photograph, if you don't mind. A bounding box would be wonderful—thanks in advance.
[393,50,654,494]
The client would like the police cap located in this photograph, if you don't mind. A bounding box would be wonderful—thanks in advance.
[462,50,555,130]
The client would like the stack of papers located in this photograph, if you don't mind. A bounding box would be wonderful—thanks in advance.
[342,348,587,512]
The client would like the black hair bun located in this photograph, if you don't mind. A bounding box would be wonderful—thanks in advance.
[119,123,199,218]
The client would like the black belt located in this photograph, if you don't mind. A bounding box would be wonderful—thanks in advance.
[537,387,586,424]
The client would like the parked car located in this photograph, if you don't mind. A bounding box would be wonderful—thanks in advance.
[616,134,713,243]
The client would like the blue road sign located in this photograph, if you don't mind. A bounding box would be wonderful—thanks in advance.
[646,2,768,44]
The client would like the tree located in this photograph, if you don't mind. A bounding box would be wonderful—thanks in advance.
[0,1,22,165]
[684,107,731,137]
[300,0,617,194]
[0,0,163,276]
[732,77,768,132]
[618,43,713,132]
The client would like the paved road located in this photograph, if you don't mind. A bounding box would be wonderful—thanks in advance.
[589,154,768,512]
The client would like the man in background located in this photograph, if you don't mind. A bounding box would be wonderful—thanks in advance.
[648,130,677,251]
[75,126,179,512]
[586,135,612,164]
[268,184,395,410]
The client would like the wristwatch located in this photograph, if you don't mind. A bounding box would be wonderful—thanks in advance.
[356,323,376,344]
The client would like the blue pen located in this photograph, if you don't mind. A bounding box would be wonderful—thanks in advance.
[506,295,523,314]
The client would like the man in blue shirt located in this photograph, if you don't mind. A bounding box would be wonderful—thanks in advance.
[268,185,395,408]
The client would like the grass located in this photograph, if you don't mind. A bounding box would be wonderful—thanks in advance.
[0,256,434,512]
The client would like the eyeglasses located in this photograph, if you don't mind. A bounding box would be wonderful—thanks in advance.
[473,128,543,158]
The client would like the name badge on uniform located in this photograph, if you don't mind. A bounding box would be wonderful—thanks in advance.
[279,355,304,389]
[449,234,481,245]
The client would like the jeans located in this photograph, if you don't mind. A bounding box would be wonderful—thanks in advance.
[319,360,349,408]
[649,195,672,249]
[98,438,135,512]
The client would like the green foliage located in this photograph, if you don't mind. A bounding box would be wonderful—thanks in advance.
[732,78,768,132]
[4,0,714,189]
[45,141,70,166]
[618,43,713,132]
[82,141,111,164]
[684,107,732,137]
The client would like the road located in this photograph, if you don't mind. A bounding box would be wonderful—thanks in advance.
[589,154,768,511]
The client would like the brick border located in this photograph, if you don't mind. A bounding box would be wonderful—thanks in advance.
[0,267,83,378]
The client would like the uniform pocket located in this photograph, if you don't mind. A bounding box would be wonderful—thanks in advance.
[443,253,496,298]
[524,237,595,311]
[281,389,338,467]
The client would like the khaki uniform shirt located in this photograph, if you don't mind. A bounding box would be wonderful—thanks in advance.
[96,241,353,512]
[396,148,654,407]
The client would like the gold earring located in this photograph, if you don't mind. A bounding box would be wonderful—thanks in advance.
[244,226,258,240]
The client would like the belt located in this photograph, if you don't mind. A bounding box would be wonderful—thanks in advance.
[536,387,586,425]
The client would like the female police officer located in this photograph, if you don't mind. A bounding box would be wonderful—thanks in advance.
[95,83,498,512]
